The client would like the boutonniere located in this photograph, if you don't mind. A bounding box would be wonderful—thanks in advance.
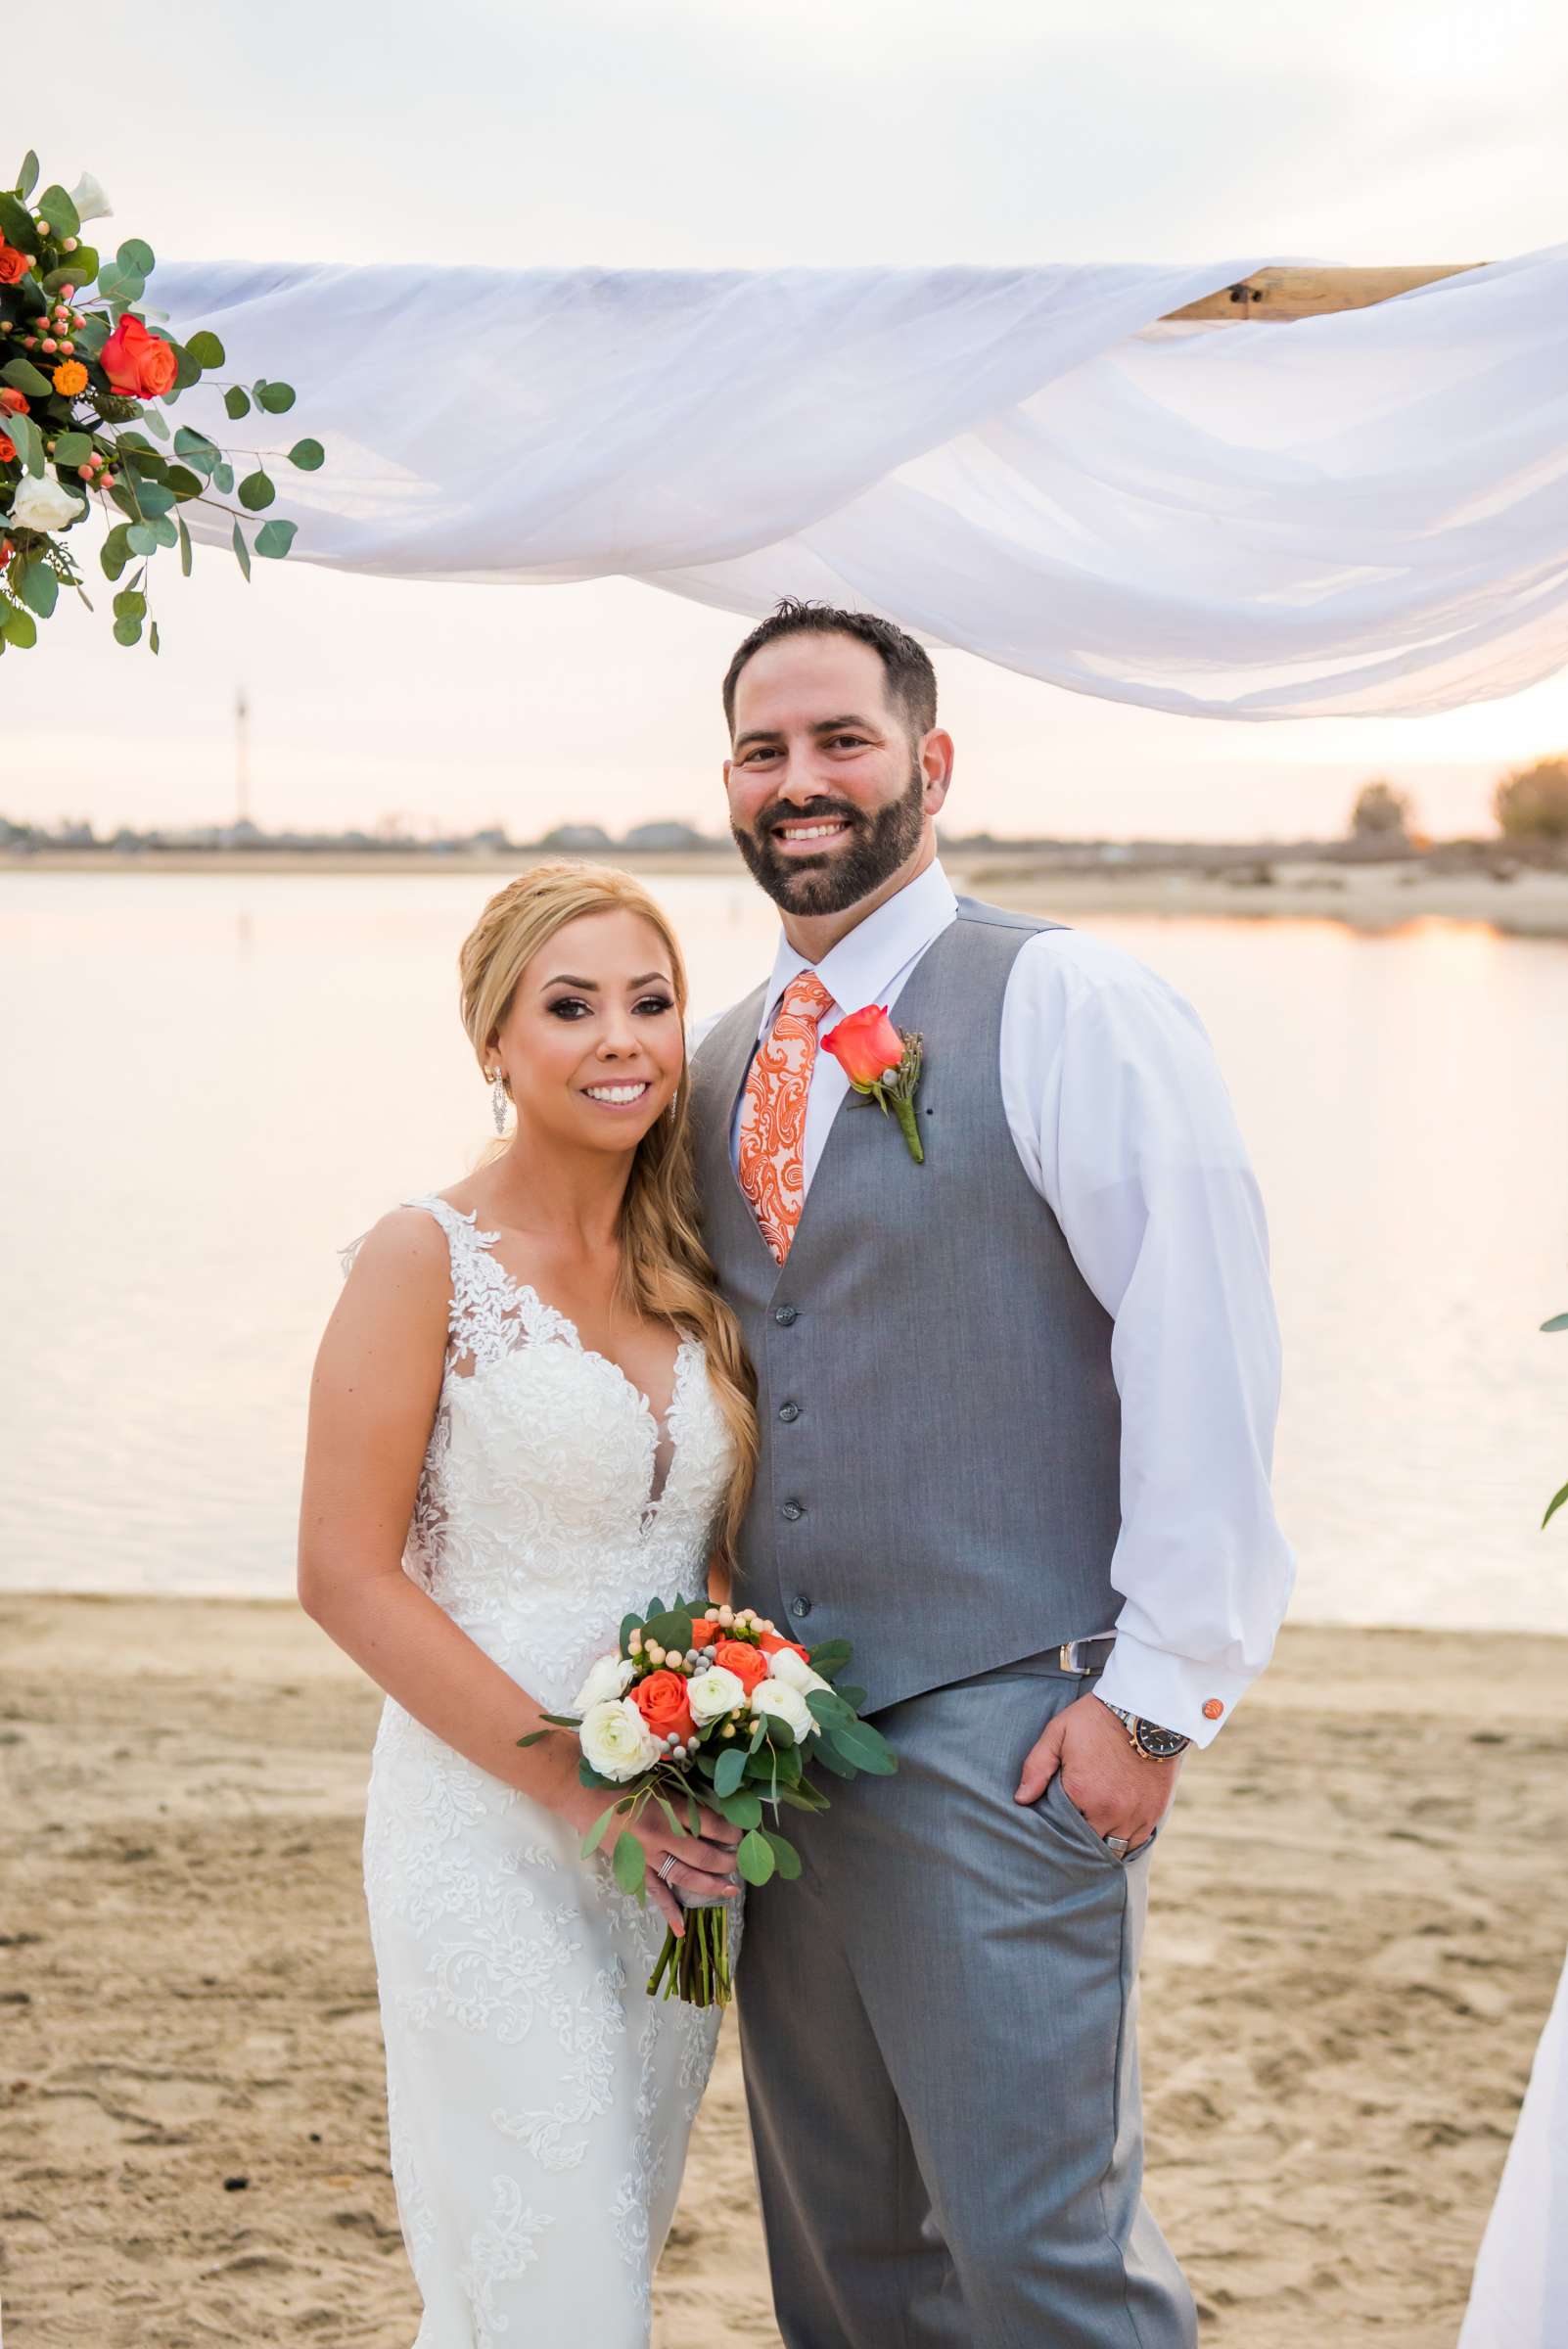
[822,1005,925,1165]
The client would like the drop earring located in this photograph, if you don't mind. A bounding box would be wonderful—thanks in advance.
[489,1070,508,1134]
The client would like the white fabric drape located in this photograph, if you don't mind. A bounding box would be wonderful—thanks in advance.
[1458,1949,1568,2349]
[156,248,1568,718]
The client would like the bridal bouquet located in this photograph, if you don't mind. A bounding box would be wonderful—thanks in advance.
[1,151,321,656]
[521,1595,896,2007]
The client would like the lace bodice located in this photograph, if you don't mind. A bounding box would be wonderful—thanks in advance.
[391,1194,736,1707]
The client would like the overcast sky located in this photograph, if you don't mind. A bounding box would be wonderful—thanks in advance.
[7,0,1568,840]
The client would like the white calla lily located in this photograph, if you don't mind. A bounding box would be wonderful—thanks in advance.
[67,172,113,226]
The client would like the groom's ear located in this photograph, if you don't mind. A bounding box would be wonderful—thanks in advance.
[920,728,955,812]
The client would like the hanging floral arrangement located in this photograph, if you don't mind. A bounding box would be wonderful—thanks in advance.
[0,152,322,656]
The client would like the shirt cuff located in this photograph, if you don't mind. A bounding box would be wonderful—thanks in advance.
[1093,1629,1259,1749]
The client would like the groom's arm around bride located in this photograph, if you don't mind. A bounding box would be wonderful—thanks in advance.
[689,599,1295,2349]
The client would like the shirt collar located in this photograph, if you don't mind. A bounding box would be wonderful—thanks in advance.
[759,859,959,1035]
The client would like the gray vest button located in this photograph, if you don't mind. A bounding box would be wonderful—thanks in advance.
[773,1304,799,1325]
[778,1401,801,1423]
[790,1595,812,1618]
[781,1500,805,1522]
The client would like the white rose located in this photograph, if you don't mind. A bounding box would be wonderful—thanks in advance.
[766,1647,831,1699]
[687,1665,748,1727]
[68,172,114,226]
[573,1651,635,1712]
[10,475,86,532]
[578,1696,660,1782]
[749,1680,817,1742]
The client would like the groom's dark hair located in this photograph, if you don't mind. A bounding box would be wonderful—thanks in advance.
[722,599,938,743]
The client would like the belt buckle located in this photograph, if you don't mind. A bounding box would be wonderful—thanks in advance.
[1058,1635,1114,1676]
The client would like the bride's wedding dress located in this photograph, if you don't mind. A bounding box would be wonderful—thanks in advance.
[358,1195,738,2347]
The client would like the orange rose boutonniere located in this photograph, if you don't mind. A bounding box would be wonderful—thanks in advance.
[822,1004,926,1165]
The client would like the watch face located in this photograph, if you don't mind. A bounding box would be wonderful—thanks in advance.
[1134,1721,1189,1760]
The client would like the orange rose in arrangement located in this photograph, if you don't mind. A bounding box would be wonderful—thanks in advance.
[0,388,29,416]
[822,1003,905,1086]
[631,1668,696,1748]
[51,360,88,397]
[689,1617,721,1647]
[0,537,13,571]
[714,1638,770,1696]
[0,244,29,287]
[100,314,179,399]
[0,436,16,467]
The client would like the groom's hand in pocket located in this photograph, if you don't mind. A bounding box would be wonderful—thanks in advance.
[1013,1693,1178,1853]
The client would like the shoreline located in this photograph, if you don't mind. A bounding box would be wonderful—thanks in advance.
[6,848,1567,937]
[4,1596,1567,2346]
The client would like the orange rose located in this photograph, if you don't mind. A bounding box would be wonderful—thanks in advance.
[0,537,13,571]
[100,315,179,400]
[758,1633,811,1664]
[0,388,29,417]
[714,1638,770,1696]
[0,435,16,466]
[51,360,88,397]
[0,244,29,287]
[822,1004,905,1087]
[690,1617,721,1647]
[631,1668,696,1747]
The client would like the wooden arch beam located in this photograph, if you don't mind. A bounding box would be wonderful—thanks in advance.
[1165,264,1480,323]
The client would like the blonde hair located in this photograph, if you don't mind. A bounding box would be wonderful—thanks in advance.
[458,862,758,1569]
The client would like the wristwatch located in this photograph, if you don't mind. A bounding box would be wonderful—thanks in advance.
[1095,1698,1190,1762]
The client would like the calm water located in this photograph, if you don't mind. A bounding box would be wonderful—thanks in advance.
[4,870,1566,1631]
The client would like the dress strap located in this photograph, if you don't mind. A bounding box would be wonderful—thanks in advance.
[399,1194,519,1371]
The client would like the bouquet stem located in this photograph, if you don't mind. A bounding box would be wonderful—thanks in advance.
[648,1903,733,2007]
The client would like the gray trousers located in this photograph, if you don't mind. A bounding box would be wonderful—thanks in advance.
[736,1655,1197,2349]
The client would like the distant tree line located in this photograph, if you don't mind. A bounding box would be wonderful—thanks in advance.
[1349,758,1568,846]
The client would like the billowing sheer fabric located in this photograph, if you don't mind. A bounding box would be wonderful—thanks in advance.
[156,245,1568,717]
[357,1196,737,2347]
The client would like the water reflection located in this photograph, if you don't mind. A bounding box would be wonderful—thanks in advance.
[4,871,1565,1630]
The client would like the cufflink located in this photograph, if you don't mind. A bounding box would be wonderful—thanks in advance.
[1202,1698,1224,1722]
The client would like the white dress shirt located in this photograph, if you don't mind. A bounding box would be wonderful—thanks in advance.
[704,857,1294,1747]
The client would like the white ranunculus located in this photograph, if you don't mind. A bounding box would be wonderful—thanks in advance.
[686,1664,748,1727]
[578,1696,660,1782]
[573,1651,636,1713]
[749,1680,818,1742]
[68,172,114,225]
[10,475,86,532]
[765,1647,831,1698]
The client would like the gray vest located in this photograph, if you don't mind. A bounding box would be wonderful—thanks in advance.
[690,898,1122,1716]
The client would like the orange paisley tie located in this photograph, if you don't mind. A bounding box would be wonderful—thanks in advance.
[738,970,836,1265]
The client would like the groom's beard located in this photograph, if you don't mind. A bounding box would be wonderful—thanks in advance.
[732,765,926,918]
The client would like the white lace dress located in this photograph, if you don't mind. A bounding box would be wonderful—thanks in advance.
[359,1195,738,2347]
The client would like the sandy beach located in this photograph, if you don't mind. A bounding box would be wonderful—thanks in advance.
[2,1599,1565,2347]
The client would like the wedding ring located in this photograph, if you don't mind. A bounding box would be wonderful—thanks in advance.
[657,1852,680,1885]
[1104,1833,1132,1859]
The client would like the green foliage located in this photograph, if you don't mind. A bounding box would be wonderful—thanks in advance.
[16,151,40,201]
[254,520,298,559]
[713,1746,747,1798]
[1,603,38,649]
[612,1829,647,1898]
[288,438,325,471]
[0,193,39,253]
[117,237,156,275]
[3,356,54,398]
[35,184,79,240]
[231,522,252,581]
[1497,759,1568,843]
[14,559,58,618]
[254,379,297,414]
[223,386,252,421]
[237,468,276,512]
[185,330,225,369]
[736,1829,776,1886]
[52,432,94,468]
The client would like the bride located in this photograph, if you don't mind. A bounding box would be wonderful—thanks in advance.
[298,862,759,2345]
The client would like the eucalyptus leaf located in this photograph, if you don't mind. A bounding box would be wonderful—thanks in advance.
[807,1638,853,1679]
[828,1718,898,1774]
[185,330,225,369]
[212,462,234,495]
[52,432,94,468]
[237,468,276,513]
[131,482,177,519]
[113,613,142,647]
[100,524,133,580]
[96,262,145,306]
[17,152,39,202]
[149,621,160,656]
[113,588,147,621]
[287,437,325,471]
[736,1829,776,1887]
[579,1802,622,1858]
[231,522,251,582]
[612,1829,647,1898]
[37,185,80,241]
[8,410,45,476]
[0,194,39,253]
[1542,1313,1568,1334]
[223,386,252,422]
[140,407,171,441]
[117,237,156,275]
[761,1827,802,1880]
[254,519,298,559]
[16,560,59,619]
[3,356,53,398]
[254,379,297,414]
[1545,1480,1568,1531]
[2,605,38,649]
[173,425,220,467]
[713,1746,747,1799]
[176,514,193,578]
[164,465,204,499]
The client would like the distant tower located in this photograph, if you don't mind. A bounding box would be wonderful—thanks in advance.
[235,688,251,829]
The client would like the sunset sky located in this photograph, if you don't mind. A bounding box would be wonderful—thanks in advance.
[6,0,1568,842]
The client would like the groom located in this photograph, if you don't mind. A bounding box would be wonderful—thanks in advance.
[689,600,1294,2347]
